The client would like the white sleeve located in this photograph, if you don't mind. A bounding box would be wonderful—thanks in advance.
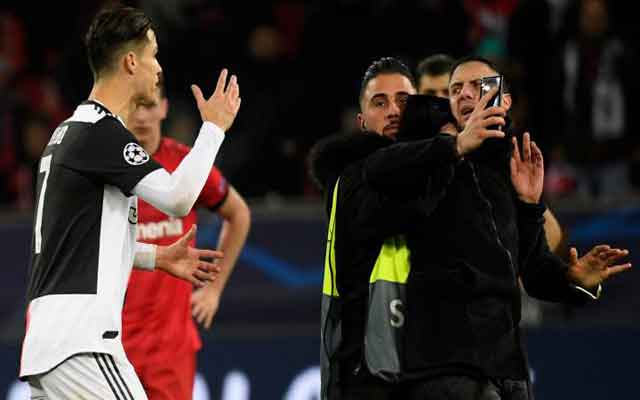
[134,242,157,271]
[132,122,225,217]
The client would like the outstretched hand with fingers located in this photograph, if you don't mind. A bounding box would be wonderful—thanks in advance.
[511,132,544,204]
[567,245,632,289]
[156,225,224,288]
[191,69,241,131]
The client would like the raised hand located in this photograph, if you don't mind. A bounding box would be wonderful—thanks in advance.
[156,225,224,288]
[455,86,506,156]
[191,68,241,132]
[511,132,544,204]
[567,245,631,289]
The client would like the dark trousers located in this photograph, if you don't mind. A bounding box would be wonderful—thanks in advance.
[335,375,532,400]
[405,375,531,400]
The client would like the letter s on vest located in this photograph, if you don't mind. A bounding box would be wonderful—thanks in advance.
[390,299,405,328]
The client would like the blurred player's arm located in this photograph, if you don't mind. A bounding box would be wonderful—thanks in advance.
[134,225,223,287]
[544,208,567,257]
[191,186,251,329]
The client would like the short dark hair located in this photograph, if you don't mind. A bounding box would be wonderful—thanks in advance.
[416,54,455,78]
[449,55,509,93]
[359,57,416,102]
[85,6,154,80]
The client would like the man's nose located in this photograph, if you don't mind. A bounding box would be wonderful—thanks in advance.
[387,100,401,116]
[132,112,146,124]
[460,83,477,99]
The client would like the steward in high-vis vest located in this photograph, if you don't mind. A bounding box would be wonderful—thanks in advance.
[309,130,458,399]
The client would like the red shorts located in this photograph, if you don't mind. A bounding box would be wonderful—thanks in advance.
[135,350,196,400]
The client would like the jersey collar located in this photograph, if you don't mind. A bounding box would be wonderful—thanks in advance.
[82,100,126,127]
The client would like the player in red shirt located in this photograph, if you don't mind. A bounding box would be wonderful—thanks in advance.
[123,86,251,400]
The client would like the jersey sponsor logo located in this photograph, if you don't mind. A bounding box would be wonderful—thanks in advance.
[123,142,150,166]
[137,217,184,241]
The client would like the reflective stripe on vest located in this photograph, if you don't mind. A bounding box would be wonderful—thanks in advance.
[322,179,340,297]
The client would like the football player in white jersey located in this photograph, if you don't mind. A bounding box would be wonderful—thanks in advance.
[21,5,241,399]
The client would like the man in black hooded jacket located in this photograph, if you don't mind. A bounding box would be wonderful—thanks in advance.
[309,57,630,400]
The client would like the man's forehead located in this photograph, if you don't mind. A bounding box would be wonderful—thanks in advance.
[450,62,497,85]
[420,74,449,88]
[364,73,415,98]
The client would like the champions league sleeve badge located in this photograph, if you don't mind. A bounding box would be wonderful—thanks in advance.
[123,142,150,166]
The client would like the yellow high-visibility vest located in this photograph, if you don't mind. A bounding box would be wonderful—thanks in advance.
[321,179,411,399]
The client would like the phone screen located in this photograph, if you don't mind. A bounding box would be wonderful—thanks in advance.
[480,75,503,108]
[480,75,503,131]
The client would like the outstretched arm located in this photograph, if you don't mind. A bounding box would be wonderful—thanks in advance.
[512,133,632,301]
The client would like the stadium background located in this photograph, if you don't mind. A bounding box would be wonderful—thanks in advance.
[1,1,639,399]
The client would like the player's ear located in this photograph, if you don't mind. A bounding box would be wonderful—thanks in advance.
[357,113,367,131]
[123,51,137,75]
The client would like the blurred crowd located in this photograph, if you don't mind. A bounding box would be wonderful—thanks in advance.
[1,0,638,210]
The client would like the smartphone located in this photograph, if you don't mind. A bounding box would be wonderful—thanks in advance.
[479,75,503,130]
[480,75,503,107]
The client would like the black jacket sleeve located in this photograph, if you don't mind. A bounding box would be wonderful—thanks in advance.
[362,134,459,194]
[517,200,594,305]
[336,162,441,242]
[335,134,460,241]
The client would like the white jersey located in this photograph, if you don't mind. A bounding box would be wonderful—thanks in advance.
[20,101,162,378]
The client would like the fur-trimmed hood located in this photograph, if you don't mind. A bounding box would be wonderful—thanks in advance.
[307,132,394,192]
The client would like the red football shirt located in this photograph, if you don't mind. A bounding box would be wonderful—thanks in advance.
[122,137,228,366]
